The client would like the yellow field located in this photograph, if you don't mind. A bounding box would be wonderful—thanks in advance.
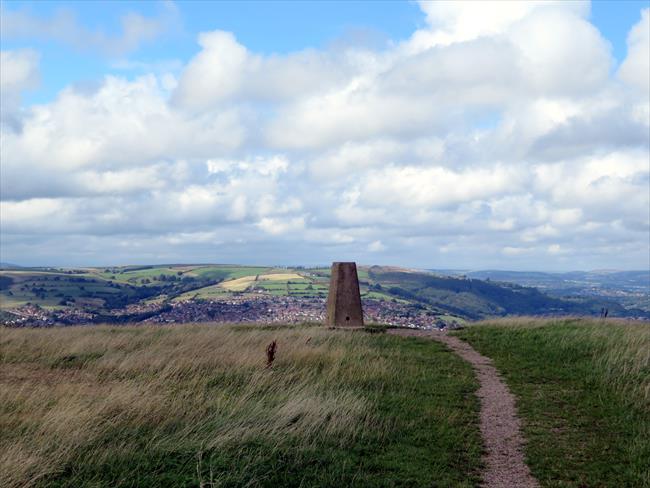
[174,284,227,301]
[218,276,257,291]
[219,273,305,291]
[258,273,304,281]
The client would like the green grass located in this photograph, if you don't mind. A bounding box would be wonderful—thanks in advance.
[252,279,329,298]
[0,265,452,313]
[363,290,409,302]
[454,318,650,488]
[0,324,481,487]
[255,283,287,290]
[174,284,230,301]
[190,266,271,280]
[357,268,370,280]
[86,266,181,282]
[0,271,130,309]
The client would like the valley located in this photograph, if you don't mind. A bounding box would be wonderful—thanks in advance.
[1,264,647,327]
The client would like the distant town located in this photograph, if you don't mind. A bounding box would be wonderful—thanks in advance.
[2,294,455,330]
[1,264,648,328]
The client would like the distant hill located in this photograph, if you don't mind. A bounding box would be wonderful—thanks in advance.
[429,268,649,314]
[430,269,649,291]
[1,263,647,324]
[370,266,635,320]
[462,270,648,291]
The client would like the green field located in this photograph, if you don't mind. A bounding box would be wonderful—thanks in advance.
[1,318,647,486]
[0,270,132,309]
[3,264,637,324]
[362,290,408,302]
[454,318,650,487]
[0,324,482,487]
[190,266,272,281]
[0,266,290,310]
[173,284,229,301]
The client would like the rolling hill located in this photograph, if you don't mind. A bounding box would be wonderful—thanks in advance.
[0,264,647,325]
[368,267,637,320]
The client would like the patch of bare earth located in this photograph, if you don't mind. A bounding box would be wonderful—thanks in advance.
[388,329,539,488]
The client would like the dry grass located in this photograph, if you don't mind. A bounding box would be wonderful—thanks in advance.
[257,273,304,281]
[217,276,257,291]
[0,323,482,487]
[218,273,306,291]
[0,325,382,487]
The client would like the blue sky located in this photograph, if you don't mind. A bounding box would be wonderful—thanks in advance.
[6,0,420,104]
[1,1,649,270]
[4,0,648,104]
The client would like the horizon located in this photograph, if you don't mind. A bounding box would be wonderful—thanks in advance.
[1,259,647,274]
[2,1,649,270]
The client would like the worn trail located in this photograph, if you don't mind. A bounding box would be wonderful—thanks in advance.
[388,329,539,488]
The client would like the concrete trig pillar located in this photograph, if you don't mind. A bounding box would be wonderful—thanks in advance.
[325,262,364,327]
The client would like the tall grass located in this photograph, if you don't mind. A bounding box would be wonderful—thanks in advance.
[455,317,650,487]
[0,324,481,487]
[466,317,649,408]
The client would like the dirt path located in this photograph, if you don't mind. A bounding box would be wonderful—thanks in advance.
[388,329,539,488]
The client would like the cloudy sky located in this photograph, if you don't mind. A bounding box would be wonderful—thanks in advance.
[1,1,649,270]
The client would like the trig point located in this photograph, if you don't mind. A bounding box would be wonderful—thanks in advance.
[326,262,364,327]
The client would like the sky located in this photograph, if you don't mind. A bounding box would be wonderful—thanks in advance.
[1,1,649,271]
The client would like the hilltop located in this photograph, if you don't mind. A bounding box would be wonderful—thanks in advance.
[1,318,647,487]
[435,269,650,313]
[0,264,647,326]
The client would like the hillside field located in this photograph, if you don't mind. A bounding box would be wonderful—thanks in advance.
[2,264,645,326]
[455,318,649,487]
[0,265,399,312]
[0,324,482,488]
[1,319,648,487]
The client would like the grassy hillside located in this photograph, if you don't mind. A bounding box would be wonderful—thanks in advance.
[455,318,649,487]
[0,324,482,487]
[0,266,385,311]
[369,267,628,319]
[1,318,647,487]
[3,264,639,324]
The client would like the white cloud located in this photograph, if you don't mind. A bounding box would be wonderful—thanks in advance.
[1,74,245,199]
[0,49,39,93]
[547,243,565,255]
[1,2,179,57]
[257,217,306,235]
[310,139,409,180]
[0,49,39,128]
[172,30,355,111]
[368,240,386,252]
[619,8,650,92]
[508,7,611,95]
[360,164,523,208]
[1,1,648,270]
[411,1,589,51]
[502,246,533,256]
[172,31,248,109]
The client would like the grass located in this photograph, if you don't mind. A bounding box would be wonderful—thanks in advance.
[0,271,128,309]
[190,266,271,281]
[363,290,409,302]
[218,276,258,291]
[174,285,230,301]
[0,265,459,312]
[258,273,305,282]
[0,324,482,487]
[219,273,308,292]
[1,267,315,309]
[454,317,650,488]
